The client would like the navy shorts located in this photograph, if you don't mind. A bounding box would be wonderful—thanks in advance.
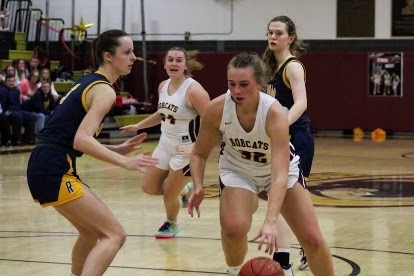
[290,129,314,177]
[27,145,85,207]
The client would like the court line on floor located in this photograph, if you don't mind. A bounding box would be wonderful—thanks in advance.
[1,231,413,256]
[3,231,414,275]
[0,258,226,274]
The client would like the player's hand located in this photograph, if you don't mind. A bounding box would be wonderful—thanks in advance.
[250,221,278,255]
[124,151,159,172]
[116,132,147,155]
[176,144,194,157]
[120,123,139,133]
[188,185,204,218]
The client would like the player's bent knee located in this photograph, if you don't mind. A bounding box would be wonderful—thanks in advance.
[221,219,250,237]
[142,183,161,195]
[111,228,127,248]
[301,233,324,254]
[117,232,127,248]
[100,224,127,248]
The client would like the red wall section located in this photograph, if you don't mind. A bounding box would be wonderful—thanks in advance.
[124,51,414,132]
[302,51,414,132]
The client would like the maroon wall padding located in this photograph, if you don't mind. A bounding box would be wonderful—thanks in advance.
[124,51,414,132]
[302,51,413,132]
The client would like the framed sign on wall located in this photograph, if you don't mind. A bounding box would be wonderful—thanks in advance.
[337,0,375,37]
[368,52,403,97]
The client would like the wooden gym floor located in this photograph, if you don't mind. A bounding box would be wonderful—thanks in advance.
[0,137,413,275]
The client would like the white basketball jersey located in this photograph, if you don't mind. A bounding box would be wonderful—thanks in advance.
[219,90,300,178]
[219,90,276,177]
[158,77,200,145]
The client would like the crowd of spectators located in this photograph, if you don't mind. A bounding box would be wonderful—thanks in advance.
[0,57,59,147]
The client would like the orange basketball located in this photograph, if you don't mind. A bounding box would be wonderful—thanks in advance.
[239,256,284,276]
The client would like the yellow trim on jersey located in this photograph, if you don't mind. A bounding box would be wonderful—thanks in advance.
[95,70,110,80]
[266,85,276,97]
[81,80,111,112]
[66,154,74,174]
[282,60,306,89]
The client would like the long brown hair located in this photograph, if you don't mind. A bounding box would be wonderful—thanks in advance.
[91,29,129,70]
[262,15,307,80]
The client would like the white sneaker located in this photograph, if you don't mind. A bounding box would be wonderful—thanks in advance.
[282,263,294,276]
[297,248,309,270]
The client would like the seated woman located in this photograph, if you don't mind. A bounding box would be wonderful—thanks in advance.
[19,70,40,101]
[15,59,29,87]
[38,67,60,102]
[20,70,45,133]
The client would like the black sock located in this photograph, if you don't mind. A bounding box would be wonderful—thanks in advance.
[273,252,290,268]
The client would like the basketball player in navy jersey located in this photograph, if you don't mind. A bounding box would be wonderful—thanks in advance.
[188,53,334,276]
[263,15,315,272]
[26,30,159,276]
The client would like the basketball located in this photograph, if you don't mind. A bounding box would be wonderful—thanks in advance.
[239,257,284,276]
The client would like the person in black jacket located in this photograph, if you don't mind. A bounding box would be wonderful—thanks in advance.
[0,74,37,145]
[0,76,11,147]
[29,81,57,121]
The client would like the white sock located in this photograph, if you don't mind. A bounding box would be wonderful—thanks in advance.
[277,247,290,253]
[227,265,242,276]
[180,185,189,195]
[180,182,192,195]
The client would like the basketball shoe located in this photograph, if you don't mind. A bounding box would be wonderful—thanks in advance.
[282,263,294,276]
[155,221,179,238]
[180,182,194,208]
[297,248,309,270]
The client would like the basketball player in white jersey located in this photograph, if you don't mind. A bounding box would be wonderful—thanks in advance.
[188,53,334,276]
[121,47,210,238]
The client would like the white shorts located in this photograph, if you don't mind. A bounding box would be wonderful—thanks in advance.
[152,138,192,173]
[219,162,303,194]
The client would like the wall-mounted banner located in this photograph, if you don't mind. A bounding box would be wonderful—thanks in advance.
[368,52,403,97]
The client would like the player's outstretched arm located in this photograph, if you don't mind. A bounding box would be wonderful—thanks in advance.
[106,132,148,155]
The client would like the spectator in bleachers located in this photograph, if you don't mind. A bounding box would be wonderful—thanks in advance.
[3,64,17,85]
[38,68,60,101]
[0,68,4,85]
[0,74,37,146]
[0,8,9,31]
[0,80,12,147]
[20,70,46,133]
[0,110,11,146]
[19,70,40,101]
[27,57,40,74]
[28,81,56,125]
[15,59,29,86]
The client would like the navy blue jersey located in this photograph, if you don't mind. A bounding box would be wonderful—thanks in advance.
[36,72,113,156]
[268,57,310,134]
